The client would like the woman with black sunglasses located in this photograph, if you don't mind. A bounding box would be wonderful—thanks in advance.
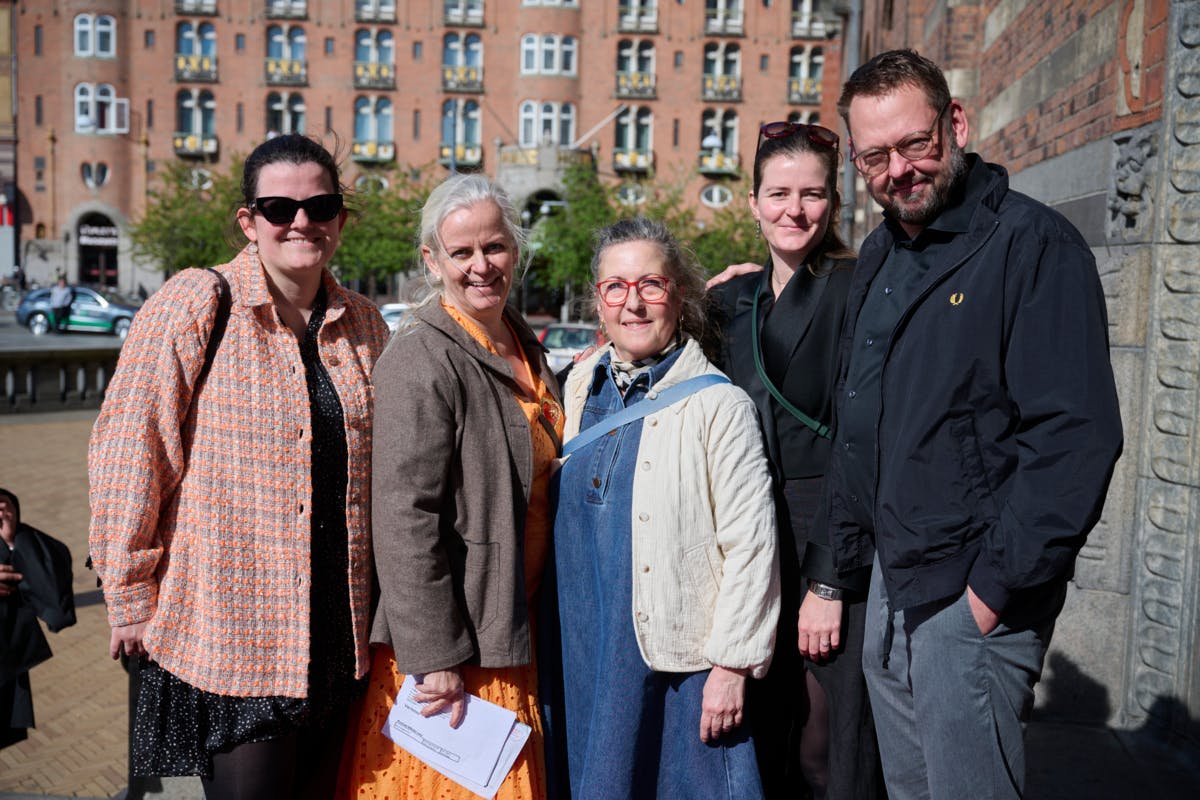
[88,134,390,799]
[708,122,882,800]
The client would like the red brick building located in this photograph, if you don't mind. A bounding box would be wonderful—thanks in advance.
[12,0,848,292]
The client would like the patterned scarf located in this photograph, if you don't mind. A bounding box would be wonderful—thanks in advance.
[608,336,682,393]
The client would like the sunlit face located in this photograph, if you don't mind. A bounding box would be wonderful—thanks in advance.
[847,84,970,237]
[749,151,832,264]
[423,201,516,325]
[595,240,681,363]
[236,161,346,284]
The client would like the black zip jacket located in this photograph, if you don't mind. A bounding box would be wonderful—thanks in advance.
[826,158,1123,613]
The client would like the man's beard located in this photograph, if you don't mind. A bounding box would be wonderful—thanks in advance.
[875,138,969,228]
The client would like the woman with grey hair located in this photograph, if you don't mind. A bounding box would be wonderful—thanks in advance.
[340,173,563,800]
[552,218,780,798]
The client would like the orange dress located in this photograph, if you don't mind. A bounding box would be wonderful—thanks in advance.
[339,304,563,800]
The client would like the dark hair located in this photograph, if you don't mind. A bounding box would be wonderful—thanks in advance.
[837,49,950,124]
[590,218,719,360]
[0,488,19,526]
[240,134,342,207]
[752,132,855,264]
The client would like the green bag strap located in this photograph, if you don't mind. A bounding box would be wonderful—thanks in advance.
[751,287,832,440]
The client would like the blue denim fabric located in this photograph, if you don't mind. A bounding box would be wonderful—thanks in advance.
[552,351,764,800]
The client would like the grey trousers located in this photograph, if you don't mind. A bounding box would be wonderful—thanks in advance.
[862,555,1065,800]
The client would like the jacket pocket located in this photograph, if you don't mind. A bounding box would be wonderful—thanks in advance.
[951,416,999,518]
[460,539,499,634]
[682,542,720,619]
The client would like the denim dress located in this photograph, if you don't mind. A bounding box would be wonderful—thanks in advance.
[553,351,764,800]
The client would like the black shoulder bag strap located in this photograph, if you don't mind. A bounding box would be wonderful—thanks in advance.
[194,267,232,393]
[751,287,832,439]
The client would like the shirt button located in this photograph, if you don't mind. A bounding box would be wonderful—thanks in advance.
[850,494,859,503]
[638,512,649,522]
[327,356,340,367]
[641,461,651,471]
[884,287,893,295]
[848,390,857,398]
[843,442,851,450]
[592,477,601,488]
[866,338,874,346]
[636,611,649,622]
[648,419,658,427]
[641,565,650,573]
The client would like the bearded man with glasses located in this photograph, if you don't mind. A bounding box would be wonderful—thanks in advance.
[817,49,1123,800]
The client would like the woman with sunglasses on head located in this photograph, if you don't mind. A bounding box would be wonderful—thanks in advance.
[707,122,882,800]
[88,134,389,800]
[552,218,780,799]
[338,174,563,800]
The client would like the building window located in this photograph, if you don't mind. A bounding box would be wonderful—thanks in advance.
[326,37,335,55]
[34,25,43,56]
[356,29,395,66]
[614,106,653,154]
[443,32,482,70]
[145,30,156,49]
[237,102,244,132]
[146,99,153,129]
[705,0,744,35]
[82,162,110,189]
[236,33,246,52]
[618,0,658,30]
[267,92,306,135]
[703,42,742,100]
[444,0,484,24]
[413,41,423,60]
[700,183,734,208]
[177,22,217,58]
[35,96,43,126]
[268,25,307,61]
[413,109,421,140]
[518,100,575,147]
[74,83,129,134]
[700,108,738,156]
[672,117,679,147]
[325,105,332,133]
[355,96,394,144]
[788,109,819,125]
[760,54,769,71]
[176,89,216,138]
[521,34,576,76]
[674,50,683,69]
[441,98,482,165]
[74,14,117,58]
[788,44,823,103]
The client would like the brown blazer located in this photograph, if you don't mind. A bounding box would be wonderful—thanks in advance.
[369,300,559,675]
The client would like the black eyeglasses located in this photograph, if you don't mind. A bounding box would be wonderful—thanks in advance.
[249,193,344,225]
[756,122,840,156]
[595,275,671,307]
[849,102,950,177]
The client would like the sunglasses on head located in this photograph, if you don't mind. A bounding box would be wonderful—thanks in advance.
[250,193,344,225]
[756,122,840,155]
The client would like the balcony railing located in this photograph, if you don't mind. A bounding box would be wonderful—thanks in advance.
[617,9,658,33]
[788,76,821,104]
[791,12,841,38]
[439,143,483,167]
[698,150,740,175]
[351,140,395,162]
[2,348,121,414]
[613,148,653,173]
[615,71,656,99]
[442,65,483,93]
[701,74,742,102]
[354,61,395,90]
[266,58,308,85]
[175,0,218,14]
[356,4,397,23]
[444,8,485,26]
[264,0,307,19]
[173,132,219,157]
[704,12,744,36]
[175,53,218,82]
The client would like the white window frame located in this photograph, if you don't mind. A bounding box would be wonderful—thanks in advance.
[355,95,394,143]
[267,91,306,135]
[74,14,117,58]
[74,82,129,134]
[518,100,574,147]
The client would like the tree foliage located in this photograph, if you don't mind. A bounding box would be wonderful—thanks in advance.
[129,159,245,275]
[335,168,435,297]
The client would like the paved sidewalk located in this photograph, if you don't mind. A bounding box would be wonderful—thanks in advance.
[1,411,1198,799]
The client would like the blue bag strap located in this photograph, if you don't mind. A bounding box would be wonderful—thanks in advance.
[562,373,730,458]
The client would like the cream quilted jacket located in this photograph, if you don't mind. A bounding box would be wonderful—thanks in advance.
[561,339,780,678]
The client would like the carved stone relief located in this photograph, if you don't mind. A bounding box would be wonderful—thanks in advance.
[1129,1,1200,730]
[1108,127,1158,241]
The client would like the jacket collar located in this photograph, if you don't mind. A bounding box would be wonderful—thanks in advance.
[412,298,546,383]
[225,244,351,324]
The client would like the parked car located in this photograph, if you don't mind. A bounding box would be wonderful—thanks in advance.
[380,302,410,333]
[16,285,142,338]
[539,321,603,373]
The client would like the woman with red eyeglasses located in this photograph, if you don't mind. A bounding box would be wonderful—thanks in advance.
[88,134,389,799]
[707,122,883,800]
[551,218,780,799]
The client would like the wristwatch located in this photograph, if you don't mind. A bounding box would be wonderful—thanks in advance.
[807,580,844,601]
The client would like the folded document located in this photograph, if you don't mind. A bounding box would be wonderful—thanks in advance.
[383,673,532,799]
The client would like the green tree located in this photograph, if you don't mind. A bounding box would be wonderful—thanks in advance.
[129,158,245,275]
[531,162,617,292]
[336,167,434,299]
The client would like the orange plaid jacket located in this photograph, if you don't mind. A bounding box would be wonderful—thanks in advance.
[88,246,389,698]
